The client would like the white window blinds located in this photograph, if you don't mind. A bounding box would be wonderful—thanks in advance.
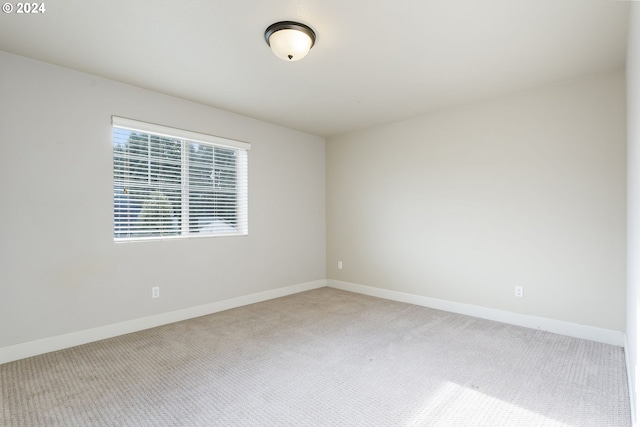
[112,117,250,240]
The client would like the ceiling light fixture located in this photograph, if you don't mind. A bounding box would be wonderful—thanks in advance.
[264,21,316,62]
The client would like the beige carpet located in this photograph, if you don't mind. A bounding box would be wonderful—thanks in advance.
[0,287,631,426]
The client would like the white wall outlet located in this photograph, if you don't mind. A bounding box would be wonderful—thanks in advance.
[338,261,343,269]
[514,286,524,298]
[152,286,160,298]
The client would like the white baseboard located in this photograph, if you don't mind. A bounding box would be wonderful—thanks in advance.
[328,279,625,347]
[1,278,625,365]
[0,279,326,365]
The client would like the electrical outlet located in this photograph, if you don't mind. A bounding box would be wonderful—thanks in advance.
[152,286,160,298]
[514,286,523,298]
[338,261,343,270]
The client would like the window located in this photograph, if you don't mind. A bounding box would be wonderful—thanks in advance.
[112,116,249,241]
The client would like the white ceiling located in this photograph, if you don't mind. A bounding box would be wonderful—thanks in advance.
[0,0,629,137]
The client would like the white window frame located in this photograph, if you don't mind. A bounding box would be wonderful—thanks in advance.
[112,116,250,241]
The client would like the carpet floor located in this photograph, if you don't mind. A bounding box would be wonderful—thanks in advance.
[0,287,631,426]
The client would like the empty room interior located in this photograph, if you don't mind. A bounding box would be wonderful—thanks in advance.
[1,0,640,425]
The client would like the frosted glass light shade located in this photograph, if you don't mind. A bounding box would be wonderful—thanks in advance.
[269,29,312,61]
[265,21,316,62]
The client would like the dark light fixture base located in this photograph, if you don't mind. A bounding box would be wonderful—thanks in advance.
[264,21,316,48]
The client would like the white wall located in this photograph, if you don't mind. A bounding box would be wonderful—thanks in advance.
[0,51,326,348]
[627,3,640,421]
[327,70,626,332]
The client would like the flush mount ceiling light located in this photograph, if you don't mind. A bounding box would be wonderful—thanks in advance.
[264,21,316,62]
